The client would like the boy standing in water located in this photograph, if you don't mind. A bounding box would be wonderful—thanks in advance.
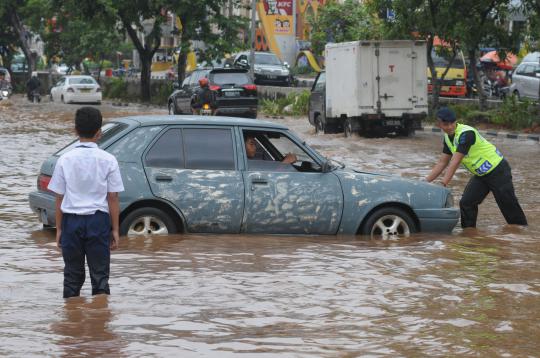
[48,107,124,298]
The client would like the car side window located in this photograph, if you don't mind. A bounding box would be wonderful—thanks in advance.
[523,65,535,77]
[183,128,235,170]
[190,71,203,86]
[145,129,184,168]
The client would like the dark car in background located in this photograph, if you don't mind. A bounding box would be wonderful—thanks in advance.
[232,51,294,87]
[168,68,258,118]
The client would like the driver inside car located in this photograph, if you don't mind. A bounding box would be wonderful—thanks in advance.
[245,136,297,162]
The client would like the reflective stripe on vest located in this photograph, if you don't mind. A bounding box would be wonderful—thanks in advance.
[444,123,503,176]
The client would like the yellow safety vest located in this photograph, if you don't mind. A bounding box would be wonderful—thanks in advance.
[444,123,503,176]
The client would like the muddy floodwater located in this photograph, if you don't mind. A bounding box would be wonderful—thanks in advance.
[1,95,539,357]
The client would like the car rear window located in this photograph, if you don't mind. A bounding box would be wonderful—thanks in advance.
[210,72,251,86]
[68,77,96,85]
[145,129,184,168]
[55,122,128,156]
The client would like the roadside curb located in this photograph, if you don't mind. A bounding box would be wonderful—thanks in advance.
[420,126,540,142]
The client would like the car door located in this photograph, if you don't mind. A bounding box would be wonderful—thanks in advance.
[309,72,326,126]
[174,75,193,113]
[51,77,65,101]
[240,128,343,235]
[523,64,536,98]
[144,126,245,233]
[531,64,540,100]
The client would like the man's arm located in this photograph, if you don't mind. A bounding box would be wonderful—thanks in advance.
[55,195,63,248]
[441,152,465,186]
[426,153,451,182]
[107,192,120,250]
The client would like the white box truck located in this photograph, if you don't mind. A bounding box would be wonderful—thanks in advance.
[308,40,428,136]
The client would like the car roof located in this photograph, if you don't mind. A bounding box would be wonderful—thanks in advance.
[114,115,288,129]
[64,75,95,78]
[209,68,249,74]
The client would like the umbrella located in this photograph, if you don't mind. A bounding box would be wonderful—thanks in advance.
[480,51,518,70]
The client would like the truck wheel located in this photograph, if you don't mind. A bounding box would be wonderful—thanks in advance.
[168,101,177,115]
[361,207,417,240]
[314,114,325,134]
[344,118,353,138]
[120,207,177,236]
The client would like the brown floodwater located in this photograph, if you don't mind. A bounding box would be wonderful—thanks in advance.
[0,95,539,357]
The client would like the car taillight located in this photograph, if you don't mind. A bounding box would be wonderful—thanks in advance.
[209,85,221,91]
[38,174,52,192]
[243,84,257,91]
[67,87,74,93]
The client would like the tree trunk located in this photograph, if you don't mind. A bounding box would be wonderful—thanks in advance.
[177,51,187,85]
[140,54,152,102]
[8,9,35,77]
[469,49,486,111]
[427,38,440,115]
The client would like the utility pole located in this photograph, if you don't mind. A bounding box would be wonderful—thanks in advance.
[249,0,256,80]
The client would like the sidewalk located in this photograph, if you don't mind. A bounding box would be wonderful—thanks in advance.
[420,124,540,142]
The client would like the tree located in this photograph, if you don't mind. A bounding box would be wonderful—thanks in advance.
[172,0,247,86]
[308,0,385,56]
[0,0,49,76]
[453,0,521,110]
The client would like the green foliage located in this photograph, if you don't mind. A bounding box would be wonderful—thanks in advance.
[260,90,311,117]
[492,97,537,130]
[103,77,128,100]
[443,97,539,130]
[308,0,384,55]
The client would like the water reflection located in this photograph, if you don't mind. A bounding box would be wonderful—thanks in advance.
[51,295,124,357]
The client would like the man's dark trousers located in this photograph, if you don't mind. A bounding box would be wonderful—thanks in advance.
[61,211,111,298]
[460,159,527,228]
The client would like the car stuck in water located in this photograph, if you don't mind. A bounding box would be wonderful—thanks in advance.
[29,116,458,239]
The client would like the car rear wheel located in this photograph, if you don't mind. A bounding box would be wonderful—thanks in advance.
[314,114,325,134]
[513,90,520,100]
[121,207,177,236]
[361,207,417,240]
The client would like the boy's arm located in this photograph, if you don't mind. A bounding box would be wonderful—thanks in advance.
[55,195,63,248]
[107,192,120,250]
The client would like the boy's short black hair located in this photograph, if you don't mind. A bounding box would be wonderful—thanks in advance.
[75,107,102,138]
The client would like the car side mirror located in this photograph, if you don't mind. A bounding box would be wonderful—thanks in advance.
[284,61,289,68]
[321,160,332,173]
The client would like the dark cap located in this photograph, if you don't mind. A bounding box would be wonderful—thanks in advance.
[436,107,456,122]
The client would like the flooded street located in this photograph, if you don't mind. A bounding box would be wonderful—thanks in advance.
[1,94,539,357]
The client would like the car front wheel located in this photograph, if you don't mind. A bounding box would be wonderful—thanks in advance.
[361,207,417,240]
[120,207,177,236]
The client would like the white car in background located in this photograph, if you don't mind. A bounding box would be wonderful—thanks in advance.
[50,75,102,104]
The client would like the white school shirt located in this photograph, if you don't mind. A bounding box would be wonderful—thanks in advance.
[48,141,124,215]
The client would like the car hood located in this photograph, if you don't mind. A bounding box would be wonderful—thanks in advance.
[336,168,450,210]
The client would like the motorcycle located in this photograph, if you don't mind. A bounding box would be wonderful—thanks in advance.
[0,85,11,101]
[200,103,213,116]
[28,89,41,103]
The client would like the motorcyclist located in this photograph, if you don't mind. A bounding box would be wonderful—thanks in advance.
[26,72,41,101]
[0,71,10,89]
[191,77,216,114]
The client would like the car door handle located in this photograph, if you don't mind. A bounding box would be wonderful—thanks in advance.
[251,178,268,185]
[155,175,173,182]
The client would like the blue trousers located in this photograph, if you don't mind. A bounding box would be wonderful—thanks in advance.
[61,211,111,298]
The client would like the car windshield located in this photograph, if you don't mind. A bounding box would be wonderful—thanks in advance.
[255,53,282,66]
[211,72,251,85]
[68,77,96,85]
[431,48,465,69]
[55,122,128,155]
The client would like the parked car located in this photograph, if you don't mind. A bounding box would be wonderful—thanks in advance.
[233,51,294,86]
[509,58,540,100]
[49,75,102,104]
[168,68,258,118]
[29,116,459,239]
